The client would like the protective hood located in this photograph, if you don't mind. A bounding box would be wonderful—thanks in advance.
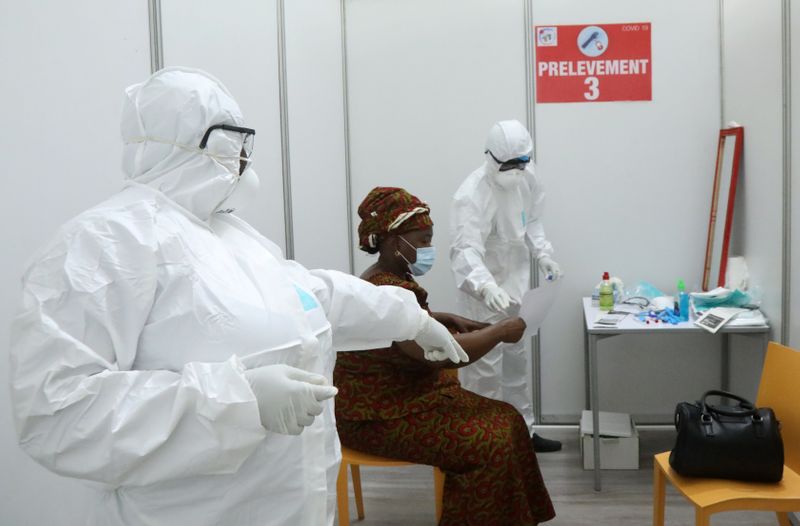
[121,67,248,221]
[483,119,534,179]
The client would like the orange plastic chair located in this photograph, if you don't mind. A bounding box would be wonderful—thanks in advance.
[337,446,445,526]
[653,341,800,526]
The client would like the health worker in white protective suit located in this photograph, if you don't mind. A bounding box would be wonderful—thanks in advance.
[10,67,467,526]
[450,119,562,453]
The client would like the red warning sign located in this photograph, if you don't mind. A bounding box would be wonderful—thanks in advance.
[535,23,652,103]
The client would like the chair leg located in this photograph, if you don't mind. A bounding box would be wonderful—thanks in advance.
[776,512,791,526]
[433,467,445,524]
[351,464,365,520]
[694,507,710,526]
[652,463,666,526]
[337,461,350,526]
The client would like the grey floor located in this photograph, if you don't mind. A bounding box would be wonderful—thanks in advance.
[335,427,786,525]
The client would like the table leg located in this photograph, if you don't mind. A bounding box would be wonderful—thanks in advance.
[589,333,601,491]
[584,320,590,409]
[721,333,730,392]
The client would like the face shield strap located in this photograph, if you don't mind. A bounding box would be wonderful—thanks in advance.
[126,135,253,169]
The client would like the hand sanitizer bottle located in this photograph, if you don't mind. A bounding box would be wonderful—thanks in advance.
[677,279,689,322]
[599,272,613,311]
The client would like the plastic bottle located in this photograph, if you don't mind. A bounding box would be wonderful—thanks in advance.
[677,279,689,322]
[599,272,614,311]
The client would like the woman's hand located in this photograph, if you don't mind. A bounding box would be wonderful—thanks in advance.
[495,317,527,343]
[431,312,490,333]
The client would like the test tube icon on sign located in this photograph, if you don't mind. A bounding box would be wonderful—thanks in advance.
[581,31,600,50]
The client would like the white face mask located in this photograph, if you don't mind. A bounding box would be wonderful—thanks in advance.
[491,170,524,189]
[217,168,260,213]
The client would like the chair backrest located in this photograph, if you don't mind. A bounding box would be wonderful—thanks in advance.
[756,341,800,473]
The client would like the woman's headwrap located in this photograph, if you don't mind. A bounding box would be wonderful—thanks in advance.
[357,187,433,254]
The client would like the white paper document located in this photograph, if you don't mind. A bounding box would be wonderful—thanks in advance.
[694,307,746,333]
[594,312,628,328]
[519,279,561,336]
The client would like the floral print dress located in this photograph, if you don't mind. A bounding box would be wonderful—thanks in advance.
[333,272,555,526]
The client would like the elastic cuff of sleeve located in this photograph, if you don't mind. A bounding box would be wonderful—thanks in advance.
[478,281,496,296]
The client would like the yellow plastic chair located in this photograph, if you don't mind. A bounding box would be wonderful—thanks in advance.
[653,341,800,526]
[337,446,445,526]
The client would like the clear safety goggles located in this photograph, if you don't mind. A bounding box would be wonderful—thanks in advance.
[200,123,255,174]
[487,150,531,172]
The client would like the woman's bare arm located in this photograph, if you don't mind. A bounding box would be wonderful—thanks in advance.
[396,317,526,369]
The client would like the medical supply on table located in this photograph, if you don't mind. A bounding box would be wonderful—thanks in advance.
[650,296,675,311]
[726,256,749,290]
[594,311,628,327]
[691,287,751,310]
[676,280,689,322]
[592,276,624,306]
[599,272,614,311]
[694,307,747,333]
[635,308,682,325]
[630,281,665,301]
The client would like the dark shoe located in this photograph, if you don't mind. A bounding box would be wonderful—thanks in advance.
[532,433,562,452]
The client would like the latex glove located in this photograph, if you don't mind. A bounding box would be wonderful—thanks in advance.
[538,256,562,281]
[480,282,511,312]
[244,364,338,435]
[414,315,469,363]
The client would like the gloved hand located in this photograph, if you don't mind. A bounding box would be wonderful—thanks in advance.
[480,282,511,312]
[538,256,562,281]
[244,364,338,435]
[414,315,469,363]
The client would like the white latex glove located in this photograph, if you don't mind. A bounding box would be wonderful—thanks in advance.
[244,364,338,435]
[414,315,469,363]
[480,282,511,312]
[538,256,563,281]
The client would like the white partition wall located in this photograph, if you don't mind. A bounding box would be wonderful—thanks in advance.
[0,2,151,524]
[791,1,800,350]
[345,0,528,314]
[720,0,786,397]
[721,0,785,340]
[284,0,350,271]
[532,1,725,421]
[160,0,287,251]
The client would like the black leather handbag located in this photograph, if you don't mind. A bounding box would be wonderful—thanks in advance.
[669,390,784,482]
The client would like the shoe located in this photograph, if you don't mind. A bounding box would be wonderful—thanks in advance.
[532,433,562,452]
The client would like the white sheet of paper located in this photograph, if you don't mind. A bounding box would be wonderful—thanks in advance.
[518,279,561,336]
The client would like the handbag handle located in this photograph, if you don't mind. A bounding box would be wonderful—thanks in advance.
[701,390,758,418]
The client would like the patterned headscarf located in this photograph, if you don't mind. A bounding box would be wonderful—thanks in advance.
[357,187,433,254]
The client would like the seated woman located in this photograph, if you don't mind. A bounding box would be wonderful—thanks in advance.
[334,187,555,526]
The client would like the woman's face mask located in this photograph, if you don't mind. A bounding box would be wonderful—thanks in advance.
[398,235,436,276]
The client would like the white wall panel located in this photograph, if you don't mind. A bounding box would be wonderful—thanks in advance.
[532,0,723,420]
[722,0,784,340]
[790,1,800,349]
[161,0,286,251]
[0,2,150,524]
[285,0,350,271]
[345,0,528,315]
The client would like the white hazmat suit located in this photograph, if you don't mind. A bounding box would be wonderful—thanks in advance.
[10,67,465,526]
[450,120,557,432]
